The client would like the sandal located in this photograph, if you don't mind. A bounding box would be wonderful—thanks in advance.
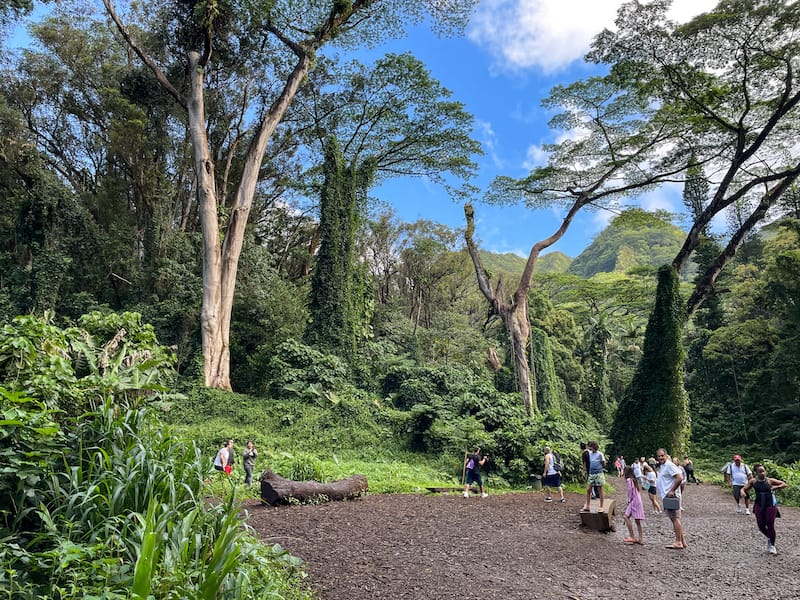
[623,537,636,543]
[665,543,684,549]
[634,540,645,545]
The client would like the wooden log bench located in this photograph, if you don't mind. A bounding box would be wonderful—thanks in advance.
[579,499,616,532]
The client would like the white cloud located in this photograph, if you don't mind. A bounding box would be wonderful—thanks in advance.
[639,182,683,213]
[522,144,548,169]
[475,118,505,168]
[468,0,719,73]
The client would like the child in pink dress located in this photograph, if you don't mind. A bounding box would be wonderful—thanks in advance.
[623,465,646,544]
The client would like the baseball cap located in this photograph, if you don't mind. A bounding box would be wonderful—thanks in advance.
[733,454,742,461]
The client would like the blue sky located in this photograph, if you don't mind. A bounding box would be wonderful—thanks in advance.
[363,0,720,258]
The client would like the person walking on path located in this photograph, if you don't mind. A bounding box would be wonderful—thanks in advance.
[726,455,753,514]
[622,465,646,544]
[656,448,686,549]
[643,463,661,514]
[214,439,235,474]
[683,456,700,484]
[581,441,606,512]
[581,443,598,499]
[542,447,566,503]
[741,464,787,555]
[463,447,488,498]
[242,440,258,485]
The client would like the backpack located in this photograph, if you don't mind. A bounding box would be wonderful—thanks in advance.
[552,451,564,472]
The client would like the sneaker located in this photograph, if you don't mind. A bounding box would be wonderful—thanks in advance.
[463,491,469,498]
[736,505,742,514]
[545,497,553,502]
[481,492,489,498]
[560,498,566,503]
[768,544,777,555]
[745,508,751,515]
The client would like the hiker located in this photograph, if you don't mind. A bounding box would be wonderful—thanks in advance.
[581,443,599,499]
[214,439,235,474]
[656,448,686,549]
[614,456,623,477]
[581,441,606,512]
[463,447,488,498]
[725,454,753,514]
[683,456,699,484]
[622,465,645,545]
[643,463,661,513]
[542,446,565,503]
[740,464,787,555]
[242,440,258,484]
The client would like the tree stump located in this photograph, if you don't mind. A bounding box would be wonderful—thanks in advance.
[259,469,369,506]
[579,499,616,532]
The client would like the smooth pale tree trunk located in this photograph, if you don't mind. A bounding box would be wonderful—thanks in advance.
[189,51,312,389]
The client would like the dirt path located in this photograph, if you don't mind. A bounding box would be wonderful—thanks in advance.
[245,478,799,599]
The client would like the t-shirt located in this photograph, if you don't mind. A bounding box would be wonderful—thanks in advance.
[633,462,642,478]
[467,453,481,471]
[214,447,229,468]
[727,463,751,486]
[656,460,682,499]
[588,451,605,474]
[545,453,556,476]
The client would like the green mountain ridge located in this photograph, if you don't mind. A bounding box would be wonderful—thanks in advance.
[568,210,687,278]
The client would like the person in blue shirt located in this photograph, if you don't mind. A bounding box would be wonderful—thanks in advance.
[580,441,606,512]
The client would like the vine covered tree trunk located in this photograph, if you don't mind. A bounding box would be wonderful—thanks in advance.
[304,138,375,359]
[610,265,690,458]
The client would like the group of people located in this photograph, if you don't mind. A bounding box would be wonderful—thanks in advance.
[214,439,259,484]
[619,448,687,549]
[463,441,789,556]
[619,450,787,554]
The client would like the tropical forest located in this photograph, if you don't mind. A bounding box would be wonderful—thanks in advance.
[1,0,799,598]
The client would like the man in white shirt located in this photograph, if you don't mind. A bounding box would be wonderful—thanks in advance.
[656,448,686,549]
[726,454,752,515]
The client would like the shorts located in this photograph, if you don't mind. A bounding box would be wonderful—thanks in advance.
[733,485,745,500]
[543,473,561,488]
[588,472,606,487]
[648,486,657,495]
[466,469,482,486]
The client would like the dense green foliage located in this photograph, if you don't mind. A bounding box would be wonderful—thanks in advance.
[0,314,311,599]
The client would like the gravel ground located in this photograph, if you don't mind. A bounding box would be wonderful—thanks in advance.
[245,477,799,599]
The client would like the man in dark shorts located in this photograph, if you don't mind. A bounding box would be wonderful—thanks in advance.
[463,446,488,498]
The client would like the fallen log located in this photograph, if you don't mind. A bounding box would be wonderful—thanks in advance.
[260,469,368,506]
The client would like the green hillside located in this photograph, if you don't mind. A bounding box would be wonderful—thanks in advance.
[568,209,686,278]
[478,250,572,279]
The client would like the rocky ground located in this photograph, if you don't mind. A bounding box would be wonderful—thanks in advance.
[245,477,799,599]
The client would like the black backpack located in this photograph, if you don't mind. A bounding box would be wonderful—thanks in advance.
[552,451,564,472]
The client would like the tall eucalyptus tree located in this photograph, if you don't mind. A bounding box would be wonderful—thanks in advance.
[101,0,477,389]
